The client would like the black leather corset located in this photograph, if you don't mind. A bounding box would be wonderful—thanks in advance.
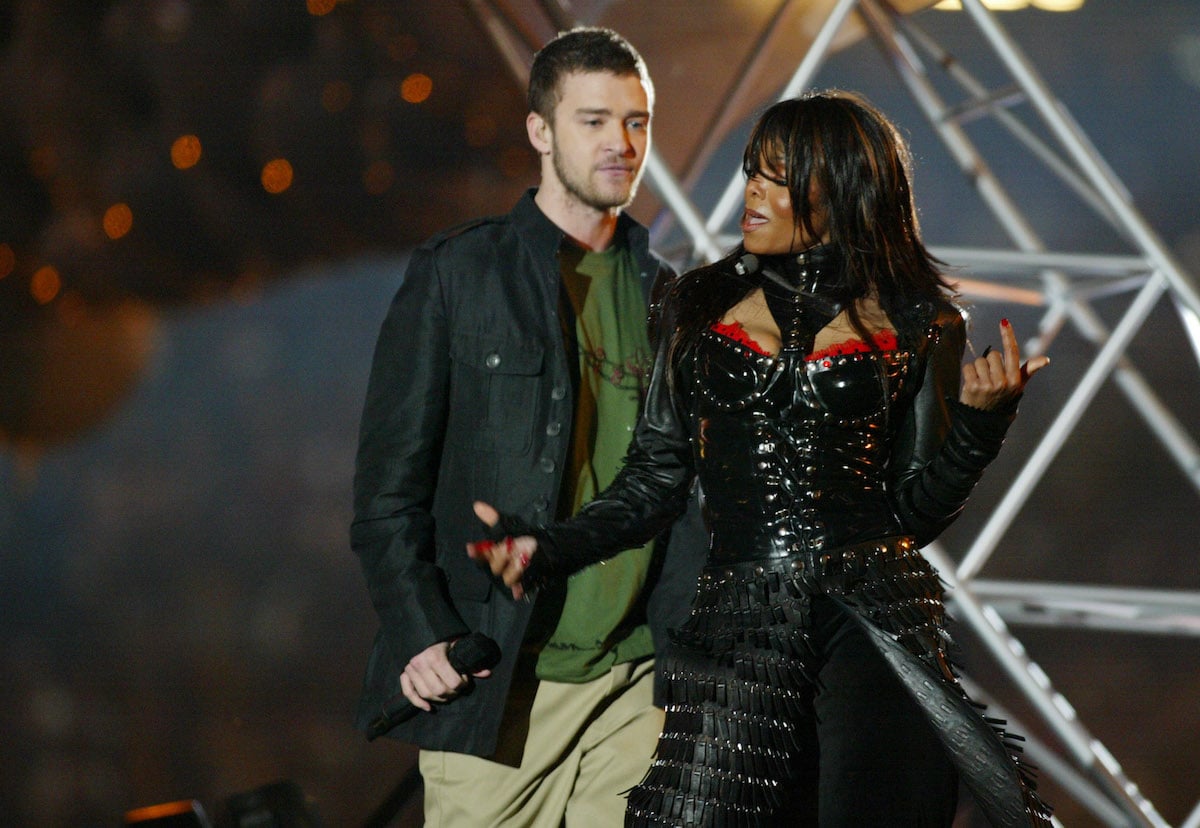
[688,246,920,564]
[692,332,914,563]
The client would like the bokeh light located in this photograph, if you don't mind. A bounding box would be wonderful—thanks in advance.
[31,265,62,304]
[400,72,433,104]
[260,159,294,194]
[170,134,202,169]
[103,203,134,240]
[306,0,337,16]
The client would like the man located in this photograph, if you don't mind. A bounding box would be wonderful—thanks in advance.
[351,27,703,826]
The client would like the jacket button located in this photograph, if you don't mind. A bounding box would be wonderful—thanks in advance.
[539,457,556,473]
[533,496,550,512]
[485,352,501,369]
[546,422,562,436]
[550,385,567,400]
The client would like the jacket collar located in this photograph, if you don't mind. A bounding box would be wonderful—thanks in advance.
[510,188,655,276]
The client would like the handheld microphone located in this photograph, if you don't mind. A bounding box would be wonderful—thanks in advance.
[366,632,502,741]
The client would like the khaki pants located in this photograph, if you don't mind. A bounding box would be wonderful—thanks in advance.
[419,658,661,827]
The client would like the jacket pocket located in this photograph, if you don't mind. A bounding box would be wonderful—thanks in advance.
[451,333,546,455]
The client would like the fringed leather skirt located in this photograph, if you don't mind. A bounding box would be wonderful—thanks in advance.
[624,536,1051,827]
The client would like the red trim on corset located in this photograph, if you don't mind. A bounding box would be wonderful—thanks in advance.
[807,330,898,362]
[711,320,772,356]
[710,321,898,361]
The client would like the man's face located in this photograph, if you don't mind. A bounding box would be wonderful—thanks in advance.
[545,71,651,212]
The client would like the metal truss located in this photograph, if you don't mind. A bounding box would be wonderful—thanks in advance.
[464,0,1200,824]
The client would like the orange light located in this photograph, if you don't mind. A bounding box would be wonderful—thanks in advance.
[0,243,14,278]
[261,158,294,194]
[103,203,134,240]
[306,0,337,15]
[171,134,202,169]
[400,73,433,104]
[124,800,206,823]
[31,265,62,304]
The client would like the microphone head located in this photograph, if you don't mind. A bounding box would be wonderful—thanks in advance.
[447,632,502,673]
[733,253,759,276]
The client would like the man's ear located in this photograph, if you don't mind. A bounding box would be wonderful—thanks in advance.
[526,111,551,155]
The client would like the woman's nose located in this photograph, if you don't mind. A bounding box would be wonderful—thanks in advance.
[744,177,761,202]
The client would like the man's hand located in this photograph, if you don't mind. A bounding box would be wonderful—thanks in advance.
[400,639,493,712]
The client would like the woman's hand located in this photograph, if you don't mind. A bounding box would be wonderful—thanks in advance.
[466,501,538,601]
[960,318,1050,411]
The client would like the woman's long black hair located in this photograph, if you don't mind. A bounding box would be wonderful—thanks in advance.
[667,90,954,365]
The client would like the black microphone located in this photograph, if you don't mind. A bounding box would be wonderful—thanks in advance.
[366,632,502,741]
[738,252,798,295]
[737,250,842,316]
[734,252,759,277]
[736,252,797,293]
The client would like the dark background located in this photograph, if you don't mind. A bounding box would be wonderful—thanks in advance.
[2,1,1199,825]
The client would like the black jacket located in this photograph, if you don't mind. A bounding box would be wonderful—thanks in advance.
[350,190,706,756]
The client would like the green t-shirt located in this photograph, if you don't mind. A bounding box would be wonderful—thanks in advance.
[534,242,656,682]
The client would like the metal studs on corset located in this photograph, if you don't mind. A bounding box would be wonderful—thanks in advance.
[759,246,843,357]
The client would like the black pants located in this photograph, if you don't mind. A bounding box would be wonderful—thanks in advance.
[802,596,958,825]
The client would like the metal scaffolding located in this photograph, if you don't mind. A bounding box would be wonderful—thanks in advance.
[464,1,1200,824]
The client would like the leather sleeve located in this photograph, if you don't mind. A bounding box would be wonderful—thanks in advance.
[350,246,468,665]
[522,297,696,588]
[647,259,677,347]
[888,306,1017,546]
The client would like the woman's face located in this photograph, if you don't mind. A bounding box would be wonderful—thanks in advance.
[740,158,827,255]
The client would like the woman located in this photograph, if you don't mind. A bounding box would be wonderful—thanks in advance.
[471,91,1051,826]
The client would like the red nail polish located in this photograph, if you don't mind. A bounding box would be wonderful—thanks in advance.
[518,553,530,568]
[1001,318,1011,327]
